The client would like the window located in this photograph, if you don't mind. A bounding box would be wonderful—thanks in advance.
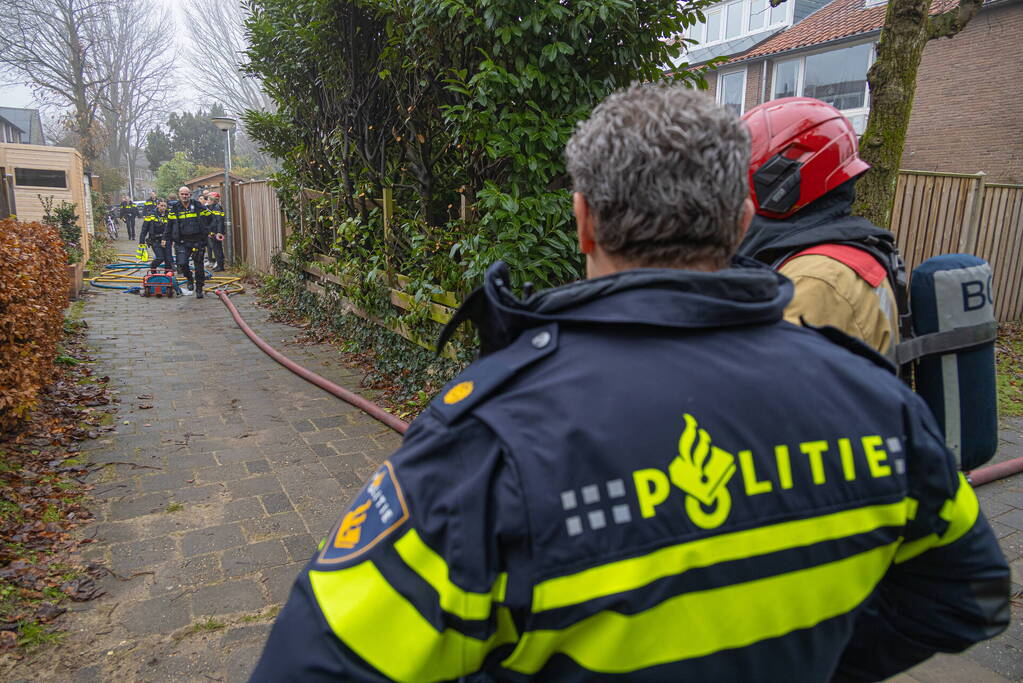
[706,10,723,42]
[15,168,67,188]
[687,0,790,49]
[725,2,744,39]
[770,42,875,133]
[718,70,746,116]
[748,0,767,30]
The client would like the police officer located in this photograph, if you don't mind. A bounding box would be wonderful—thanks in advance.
[204,191,226,271]
[168,186,207,298]
[144,199,173,272]
[143,190,158,216]
[252,85,1009,681]
[118,195,138,240]
[737,98,903,355]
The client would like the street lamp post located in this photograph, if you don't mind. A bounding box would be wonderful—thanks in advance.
[210,116,237,266]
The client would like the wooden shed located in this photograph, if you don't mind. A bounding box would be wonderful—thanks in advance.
[0,142,92,262]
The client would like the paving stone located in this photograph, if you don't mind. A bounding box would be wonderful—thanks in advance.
[168,552,224,587]
[221,622,273,647]
[302,428,349,445]
[246,459,271,474]
[87,521,138,544]
[110,537,179,573]
[120,594,192,636]
[243,512,307,542]
[191,579,268,617]
[107,492,172,521]
[260,492,294,515]
[290,419,317,433]
[311,415,348,429]
[227,474,283,498]
[172,484,223,503]
[222,540,290,578]
[138,470,197,492]
[223,642,264,683]
[325,437,377,456]
[281,534,317,563]
[908,652,1012,681]
[224,497,265,522]
[997,509,1023,532]
[182,523,247,557]
[261,562,305,604]
[194,463,249,483]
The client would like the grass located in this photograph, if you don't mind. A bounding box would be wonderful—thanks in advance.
[165,502,184,513]
[17,621,65,649]
[188,618,226,634]
[996,324,1023,418]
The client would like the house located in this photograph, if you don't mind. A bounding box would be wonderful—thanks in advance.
[0,114,23,144]
[686,0,1023,183]
[184,169,243,194]
[0,107,46,145]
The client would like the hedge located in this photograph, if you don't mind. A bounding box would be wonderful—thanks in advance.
[0,218,70,430]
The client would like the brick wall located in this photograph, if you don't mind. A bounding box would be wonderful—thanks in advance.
[904,3,1023,183]
[744,61,764,113]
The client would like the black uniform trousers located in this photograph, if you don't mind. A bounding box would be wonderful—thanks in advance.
[176,239,207,290]
[125,215,136,240]
[149,240,173,271]
[208,235,225,270]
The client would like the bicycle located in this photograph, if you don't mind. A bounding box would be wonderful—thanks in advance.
[105,212,119,240]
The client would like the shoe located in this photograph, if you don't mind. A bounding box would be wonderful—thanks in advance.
[196,289,204,299]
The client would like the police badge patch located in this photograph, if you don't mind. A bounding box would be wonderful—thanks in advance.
[316,461,409,566]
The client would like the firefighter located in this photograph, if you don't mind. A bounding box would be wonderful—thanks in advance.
[251,85,1009,681]
[118,195,138,240]
[144,199,173,272]
[168,186,207,299]
[204,191,226,272]
[737,97,903,355]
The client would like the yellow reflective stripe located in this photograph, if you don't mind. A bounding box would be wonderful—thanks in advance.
[393,529,506,620]
[504,542,896,675]
[309,563,517,683]
[532,500,909,612]
[895,473,979,564]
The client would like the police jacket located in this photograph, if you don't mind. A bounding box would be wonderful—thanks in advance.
[737,180,901,354]
[143,197,158,216]
[168,198,206,242]
[143,210,170,243]
[202,201,224,234]
[252,260,1009,682]
[118,200,137,219]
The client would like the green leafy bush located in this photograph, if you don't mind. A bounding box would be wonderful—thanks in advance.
[39,196,82,265]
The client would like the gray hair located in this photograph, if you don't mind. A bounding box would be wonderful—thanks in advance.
[565,83,751,268]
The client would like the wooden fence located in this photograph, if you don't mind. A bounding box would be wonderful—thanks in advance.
[234,170,1023,322]
[229,180,284,273]
[890,171,1023,321]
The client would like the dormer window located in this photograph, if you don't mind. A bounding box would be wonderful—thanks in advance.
[686,0,790,46]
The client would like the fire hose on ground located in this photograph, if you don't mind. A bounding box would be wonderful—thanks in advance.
[214,290,1022,485]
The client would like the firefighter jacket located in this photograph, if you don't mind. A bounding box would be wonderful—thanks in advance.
[142,209,170,243]
[168,198,206,242]
[737,180,901,354]
[201,201,224,234]
[118,200,137,219]
[251,259,1009,682]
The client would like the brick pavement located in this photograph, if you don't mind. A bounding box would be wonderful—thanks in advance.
[6,239,1022,681]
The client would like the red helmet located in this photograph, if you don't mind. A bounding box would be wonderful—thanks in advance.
[742,97,869,219]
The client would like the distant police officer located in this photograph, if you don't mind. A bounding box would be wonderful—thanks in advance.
[118,196,138,240]
[252,85,1009,682]
[737,98,903,355]
[144,199,173,271]
[168,186,207,298]
[204,191,226,271]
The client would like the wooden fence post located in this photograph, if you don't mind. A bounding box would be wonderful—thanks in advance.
[382,187,395,285]
[958,172,987,254]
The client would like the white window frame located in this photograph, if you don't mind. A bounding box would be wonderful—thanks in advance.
[717,68,748,116]
[689,0,793,49]
[771,41,876,131]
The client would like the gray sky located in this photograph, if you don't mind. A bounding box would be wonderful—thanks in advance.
[0,0,197,116]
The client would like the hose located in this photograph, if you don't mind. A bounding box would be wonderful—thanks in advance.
[214,287,1021,484]
[216,290,409,435]
[86,255,245,294]
[968,456,1023,487]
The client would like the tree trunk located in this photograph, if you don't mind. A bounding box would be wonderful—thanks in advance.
[853,0,929,228]
[853,0,983,228]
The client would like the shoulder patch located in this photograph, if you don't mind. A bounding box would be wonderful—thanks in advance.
[430,323,559,424]
[315,461,409,566]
